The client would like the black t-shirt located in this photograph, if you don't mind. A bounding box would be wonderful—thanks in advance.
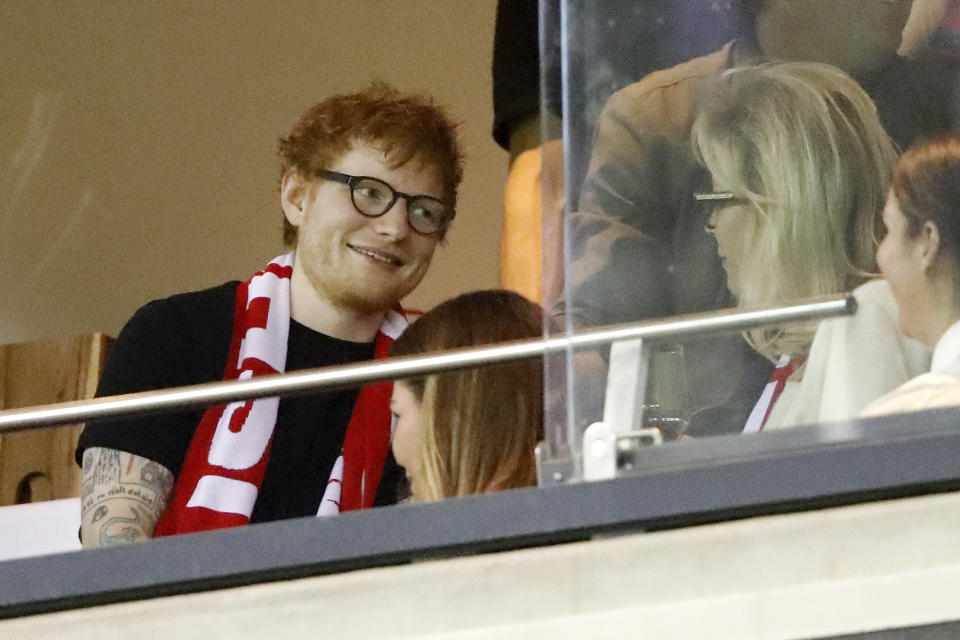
[76,281,402,523]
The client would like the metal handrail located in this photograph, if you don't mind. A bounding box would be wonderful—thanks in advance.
[0,294,855,434]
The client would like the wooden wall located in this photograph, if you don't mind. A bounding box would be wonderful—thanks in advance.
[0,334,111,505]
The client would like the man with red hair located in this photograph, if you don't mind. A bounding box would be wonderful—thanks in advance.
[76,83,463,546]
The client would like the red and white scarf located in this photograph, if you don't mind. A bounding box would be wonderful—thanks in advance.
[742,354,805,433]
[154,253,407,536]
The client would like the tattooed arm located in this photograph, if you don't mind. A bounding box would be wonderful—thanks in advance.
[80,447,175,549]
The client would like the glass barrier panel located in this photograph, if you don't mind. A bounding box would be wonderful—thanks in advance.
[540,0,960,484]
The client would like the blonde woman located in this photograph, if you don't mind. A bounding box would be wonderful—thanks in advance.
[389,290,544,501]
[691,61,930,431]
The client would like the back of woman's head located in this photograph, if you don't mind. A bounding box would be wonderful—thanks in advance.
[692,61,897,358]
[390,290,544,501]
[891,135,960,270]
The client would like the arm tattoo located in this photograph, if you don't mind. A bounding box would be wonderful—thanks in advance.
[80,447,175,548]
[100,506,146,546]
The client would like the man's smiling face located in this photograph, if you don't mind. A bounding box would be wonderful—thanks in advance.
[285,143,443,314]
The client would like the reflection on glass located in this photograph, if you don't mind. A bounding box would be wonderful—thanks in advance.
[641,342,689,442]
[541,0,960,482]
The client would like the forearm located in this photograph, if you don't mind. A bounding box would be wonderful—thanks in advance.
[80,447,174,548]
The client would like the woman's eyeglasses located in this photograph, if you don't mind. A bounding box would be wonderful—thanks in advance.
[695,191,749,233]
[693,191,742,209]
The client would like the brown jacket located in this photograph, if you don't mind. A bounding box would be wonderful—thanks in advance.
[565,44,735,329]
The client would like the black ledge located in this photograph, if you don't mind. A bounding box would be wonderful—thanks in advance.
[4,407,960,619]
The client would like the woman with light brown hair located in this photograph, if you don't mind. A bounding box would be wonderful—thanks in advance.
[389,290,544,501]
[864,134,960,415]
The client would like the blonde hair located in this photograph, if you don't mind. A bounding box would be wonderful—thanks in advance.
[692,61,897,360]
[390,290,544,501]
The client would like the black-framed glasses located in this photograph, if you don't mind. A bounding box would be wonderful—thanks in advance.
[319,169,453,236]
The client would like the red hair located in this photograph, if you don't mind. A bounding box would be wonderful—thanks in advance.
[891,135,960,261]
[277,81,464,245]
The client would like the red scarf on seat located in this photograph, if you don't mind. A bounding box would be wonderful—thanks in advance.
[154,253,407,536]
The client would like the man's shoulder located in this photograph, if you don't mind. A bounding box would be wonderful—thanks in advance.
[606,42,732,112]
[111,280,241,363]
[131,281,240,329]
[139,280,240,313]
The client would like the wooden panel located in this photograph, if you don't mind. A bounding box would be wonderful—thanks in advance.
[0,334,111,505]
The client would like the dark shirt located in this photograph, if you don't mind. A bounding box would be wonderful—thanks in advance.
[76,281,402,523]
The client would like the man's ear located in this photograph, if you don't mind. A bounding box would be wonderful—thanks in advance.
[280,170,309,228]
[918,220,943,275]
